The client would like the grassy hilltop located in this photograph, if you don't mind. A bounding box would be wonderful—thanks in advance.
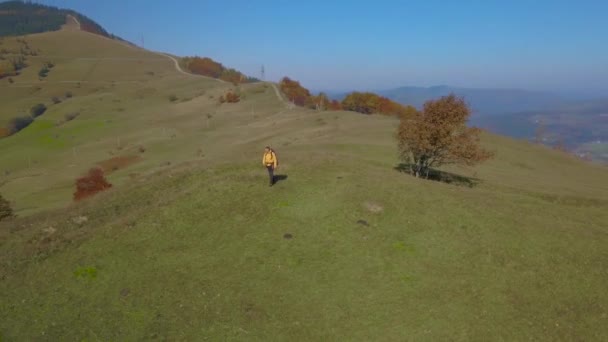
[0,24,607,341]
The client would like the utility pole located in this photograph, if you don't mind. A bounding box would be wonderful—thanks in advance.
[261,65,265,81]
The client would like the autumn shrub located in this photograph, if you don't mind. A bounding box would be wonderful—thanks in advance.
[0,193,13,221]
[279,77,312,106]
[65,91,73,98]
[328,100,342,110]
[73,168,112,201]
[219,91,240,104]
[51,96,61,104]
[30,103,47,118]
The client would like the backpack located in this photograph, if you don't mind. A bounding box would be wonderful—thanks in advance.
[271,149,279,167]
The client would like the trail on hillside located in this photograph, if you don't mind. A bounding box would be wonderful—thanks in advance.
[14,21,289,106]
[66,15,81,30]
[270,83,289,107]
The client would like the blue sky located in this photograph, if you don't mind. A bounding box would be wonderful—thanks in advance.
[36,0,608,93]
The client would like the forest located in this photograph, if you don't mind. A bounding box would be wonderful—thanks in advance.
[0,1,110,38]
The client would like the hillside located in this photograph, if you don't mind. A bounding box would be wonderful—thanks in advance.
[1,28,608,340]
[0,0,111,38]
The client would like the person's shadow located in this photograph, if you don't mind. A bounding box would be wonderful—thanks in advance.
[273,174,288,184]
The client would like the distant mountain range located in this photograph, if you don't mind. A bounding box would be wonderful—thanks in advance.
[328,85,600,117]
[327,85,607,162]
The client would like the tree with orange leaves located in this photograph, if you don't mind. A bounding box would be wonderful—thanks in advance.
[279,77,312,107]
[396,94,493,178]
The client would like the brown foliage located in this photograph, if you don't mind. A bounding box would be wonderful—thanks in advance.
[396,94,493,178]
[342,92,416,117]
[219,90,240,104]
[328,100,342,111]
[0,127,10,138]
[279,77,312,107]
[73,168,112,201]
[186,57,254,85]
[188,57,223,78]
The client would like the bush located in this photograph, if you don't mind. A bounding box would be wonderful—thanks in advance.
[65,91,73,98]
[51,96,61,104]
[30,103,47,118]
[7,116,33,134]
[168,94,178,102]
[0,194,13,221]
[64,112,80,122]
[279,77,312,106]
[38,66,49,78]
[219,91,240,104]
[73,168,112,201]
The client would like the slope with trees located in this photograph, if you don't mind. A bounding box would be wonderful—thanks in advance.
[183,56,258,85]
[0,1,113,38]
[279,76,415,115]
[342,91,417,117]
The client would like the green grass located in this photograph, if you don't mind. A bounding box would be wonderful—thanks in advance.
[1,153,607,340]
[1,28,608,340]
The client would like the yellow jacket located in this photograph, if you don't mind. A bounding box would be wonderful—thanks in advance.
[262,150,278,168]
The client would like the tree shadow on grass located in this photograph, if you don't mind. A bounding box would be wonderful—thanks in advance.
[394,163,480,188]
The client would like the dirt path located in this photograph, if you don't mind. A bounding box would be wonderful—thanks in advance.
[66,15,81,30]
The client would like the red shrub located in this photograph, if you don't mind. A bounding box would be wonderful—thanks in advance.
[0,127,9,138]
[328,99,342,111]
[219,91,240,104]
[73,168,112,201]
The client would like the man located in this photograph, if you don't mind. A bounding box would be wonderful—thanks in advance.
[262,146,278,186]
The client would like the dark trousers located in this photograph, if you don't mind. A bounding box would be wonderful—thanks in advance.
[266,165,274,185]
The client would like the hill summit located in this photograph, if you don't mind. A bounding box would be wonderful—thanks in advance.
[0,0,112,38]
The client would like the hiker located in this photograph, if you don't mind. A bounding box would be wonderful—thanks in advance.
[262,146,278,186]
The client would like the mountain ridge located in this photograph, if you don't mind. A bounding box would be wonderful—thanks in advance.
[0,0,117,39]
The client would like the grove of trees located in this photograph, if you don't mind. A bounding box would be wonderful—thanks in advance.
[396,94,493,177]
[342,92,417,117]
[279,76,415,116]
[184,57,258,85]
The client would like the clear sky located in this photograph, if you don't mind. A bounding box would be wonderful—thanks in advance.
[36,0,608,93]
